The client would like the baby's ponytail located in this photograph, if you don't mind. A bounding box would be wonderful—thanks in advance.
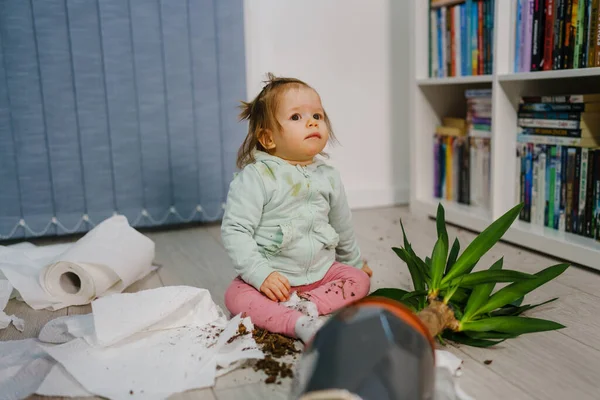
[236,97,267,169]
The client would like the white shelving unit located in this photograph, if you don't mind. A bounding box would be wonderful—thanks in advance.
[408,0,600,271]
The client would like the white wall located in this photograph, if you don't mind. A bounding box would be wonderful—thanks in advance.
[243,0,410,209]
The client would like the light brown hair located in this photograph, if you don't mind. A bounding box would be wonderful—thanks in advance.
[236,72,337,169]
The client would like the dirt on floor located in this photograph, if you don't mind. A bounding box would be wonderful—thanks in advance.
[252,326,300,384]
[229,323,300,384]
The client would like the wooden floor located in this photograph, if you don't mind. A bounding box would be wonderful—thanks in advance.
[2,206,600,399]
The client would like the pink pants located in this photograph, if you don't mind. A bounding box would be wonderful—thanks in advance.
[224,261,371,338]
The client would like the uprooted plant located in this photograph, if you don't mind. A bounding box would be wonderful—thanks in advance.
[369,202,569,347]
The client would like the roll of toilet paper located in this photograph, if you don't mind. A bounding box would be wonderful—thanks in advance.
[38,261,122,308]
[0,215,155,310]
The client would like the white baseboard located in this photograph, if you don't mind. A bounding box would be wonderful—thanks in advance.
[346,186,410,210]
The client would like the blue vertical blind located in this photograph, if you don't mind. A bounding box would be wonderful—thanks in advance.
[0,0,246,240]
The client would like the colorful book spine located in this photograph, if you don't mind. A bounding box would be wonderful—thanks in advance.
[516,0,524,71]
[596,0,600,65]
[587,0,598,67]
[517,95,600,241]
[523,0,535,71]
[553,0,566,69]
[472,1,479,74]
[531,0,545,70]
[429,1,495,77]
[461,3,468,75]
[543,0,555,69]
[514,0,600,70]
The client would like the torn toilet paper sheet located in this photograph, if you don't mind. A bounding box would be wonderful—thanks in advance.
[0,286,264,400]
[435,349,463,374]
[40,315,261,400]
[0,338,92,400]
[0,215,156,310]
[434,350,474,400]
[0,339,57,400]
[281,291,319,319]
[41,285,235,347]
[0,280,24,331]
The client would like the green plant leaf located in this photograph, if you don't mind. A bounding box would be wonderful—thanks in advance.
[436,203,449,250]
[511,297,525,307]
[447,269,534,288]
[368,288,410,301]
[445,238,460,274]
[443,276,464,304]
[441,203,524,285]
[392,247,425,290]
[514,297,558,315]
[460,316,565,334]
[510,296,525,307]
[367,288,419,311]
[410,252,432,283]
[430,236,448,289]
[404,300,420,312]
[398,221,432,288]
[399,219,412,252]
[448,287,471,304]
[443,283,461,304]
[448,301,464,320]
[425,257,432,268]
[401,290,429,300]
[443,331,506,348]
[490,298,558,317]
[437,334,446,346]
[462,257,503,322]
[475,263,569,316]
[461,260,480,276]
[464,331,520,340]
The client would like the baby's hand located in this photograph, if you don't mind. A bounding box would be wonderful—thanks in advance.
[260,272,291,302]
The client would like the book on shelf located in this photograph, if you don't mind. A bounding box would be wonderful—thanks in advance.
[433,89,492,208]
[514,0,600,72]
[516,94,600,241]
[429,0,495,77]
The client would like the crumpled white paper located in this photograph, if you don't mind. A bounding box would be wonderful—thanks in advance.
[434,350,474,400]
[0,285,264,400]
[0,215,156,310]
[281,291,319,319]
[0,280,23,332]
[0,339,56,400]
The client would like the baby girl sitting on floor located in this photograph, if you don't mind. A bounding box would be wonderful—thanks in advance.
[221,73,372,343]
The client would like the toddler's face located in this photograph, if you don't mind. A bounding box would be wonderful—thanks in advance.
[271,86,329,164]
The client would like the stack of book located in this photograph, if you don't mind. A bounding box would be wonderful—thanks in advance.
[516,93,600,240]
[467,89,493,136]
[429,0,495,78]
[434,117,470,203]
[514,0,600,72]
[433,89,492,208]
[467,89,492,208]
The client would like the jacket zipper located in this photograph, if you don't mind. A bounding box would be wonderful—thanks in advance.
[302,166,314,280]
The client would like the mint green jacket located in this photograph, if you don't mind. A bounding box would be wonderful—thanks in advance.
[221,151,362,290]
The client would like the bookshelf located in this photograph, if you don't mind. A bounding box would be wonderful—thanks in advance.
[498,67,600,81]
[417,75,493,85]
[408,0,600,271]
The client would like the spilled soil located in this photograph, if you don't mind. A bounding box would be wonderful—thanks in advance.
[252,326,300,384]
[252,327,300,358]
[229,323,300,384]
[254,355,294,384]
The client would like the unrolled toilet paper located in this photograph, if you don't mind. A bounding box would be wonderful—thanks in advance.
[0,286,264,400]
[0,215,155,310]
[0,280,23,332]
